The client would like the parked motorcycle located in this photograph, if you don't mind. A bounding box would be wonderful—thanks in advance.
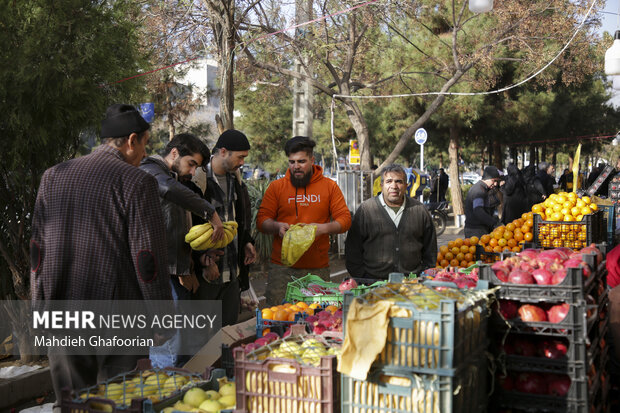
[425,201,449,236]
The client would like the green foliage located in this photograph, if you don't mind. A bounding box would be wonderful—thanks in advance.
[246,180,273,264]
[0,0,149,298]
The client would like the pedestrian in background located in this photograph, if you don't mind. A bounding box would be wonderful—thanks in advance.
[464,166,501,238]
[502,163,529,224]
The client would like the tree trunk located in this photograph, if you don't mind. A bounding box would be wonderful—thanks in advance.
[493,141,502,170]
[541,144,547,163]
[480,146,485,175]
[552,148,557,168]
[529,146,536,167]
[218,23,236,130]
[342,99,372,171]
[448,127,464,215]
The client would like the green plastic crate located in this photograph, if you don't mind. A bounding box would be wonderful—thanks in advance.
[284,273,387,305]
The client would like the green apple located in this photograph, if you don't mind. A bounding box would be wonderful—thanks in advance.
[183,387,207,407]
[198,399,222,412]
[218,382,235,398]
[173,401,195,412]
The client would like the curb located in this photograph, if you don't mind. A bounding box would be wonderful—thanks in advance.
[0,366,53,410]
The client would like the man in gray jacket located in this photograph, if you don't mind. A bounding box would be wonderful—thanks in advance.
[345,164,437,283]
[140,133,224,366]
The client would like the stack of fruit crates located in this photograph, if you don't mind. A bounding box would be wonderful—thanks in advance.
[340,275,494,412]
[597,204,616,247]
[284,273,386,306]
[480,252,610,413]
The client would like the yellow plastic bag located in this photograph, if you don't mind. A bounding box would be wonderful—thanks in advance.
[281,224,317,267]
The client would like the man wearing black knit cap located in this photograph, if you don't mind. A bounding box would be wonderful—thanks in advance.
[189,129,256,327]
[30,104,173,407]
[464,165,502,238]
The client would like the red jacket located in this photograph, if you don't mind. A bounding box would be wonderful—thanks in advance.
[257,165,351,268]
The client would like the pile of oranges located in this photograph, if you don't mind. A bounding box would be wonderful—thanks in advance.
[435,192,599,269]
[435,212,535,268]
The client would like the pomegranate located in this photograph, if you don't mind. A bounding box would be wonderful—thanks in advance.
[518,304,548,322]
[515,372,548,394]
[538,249,564,262]
[547,303,570,324]
[519,248,540,262]
[491,261,510,282]
[509,269,534,284]
[498,300,519,319]
[552,268,567,285]
[540,339,568,359]
[580,244,602,266]
[339,277,358,292]
[547,374,571,396]
[532,268,554,285]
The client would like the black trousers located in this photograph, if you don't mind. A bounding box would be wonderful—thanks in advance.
[195,277,240,328]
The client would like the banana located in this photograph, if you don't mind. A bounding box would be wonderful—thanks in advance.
[184,223,210,243]
[225,220,238,228]
[223,226,235,244]
[190,227,213,249]
[194,237,215,251]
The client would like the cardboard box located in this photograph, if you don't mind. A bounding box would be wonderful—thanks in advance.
[183,317,256,373]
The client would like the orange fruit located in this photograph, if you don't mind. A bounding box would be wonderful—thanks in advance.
[498,238,507,247]
[460,260,468,267]
[444,252,454,261]
[454,238,463,248]
[493,246,502,253]
[449,259,459,267]
[525,218,533,227]
[525,212,533,220]
[570,206,581,217]
[489,238,498,248]
[262,309,274,320]
[263,328,271,334]
[456,252,465,262]
[448,240,455,249]
[506,223,516,232]
[560,208,570,217]
[521,225,530,234]
[460,245,469,254]
[514,219,524,228]
[469,236,479,245]
[507,239,517,248]
[469,245,477,254]
[521,212,529,220]
[288,312,297,321]
[581,206,592,215]
[564,215,575,222]
[282,303,292,308]
[440,259,449,267]
[551,212,563,222]
[296,302,309,309]
[581,196,591,205]
[274,309,289,321]
[325,305,339,314]
[480,234,491,245]
[464,253,473,261]
[514,232,524,242]
[484,245,493,253]
[563,201,574,209]
[288,305,300,313]
[439,245,449,254]
[576,199,585,208]
[590,204,598,211]
[524,232,533,241]
[503,230,513,240]
[309,303,321,309]
[493,231,503,240]
[304,308,315,316]
[531,204,543,214]
[463,238,471,247]
[270,306,279,312]
[576,214,584,221]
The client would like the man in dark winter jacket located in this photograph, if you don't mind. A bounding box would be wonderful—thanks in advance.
[140,133,224,367]
[192,129,256,327]
[345,164,437,283]
[464,166,502,238]
[537,162,556,198]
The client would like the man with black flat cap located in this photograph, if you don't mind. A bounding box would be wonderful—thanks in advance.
[464,165,502,238]
[190,129,256,327]
[30,104,173,407]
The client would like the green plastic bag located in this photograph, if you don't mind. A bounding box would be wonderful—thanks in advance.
[281,224,317,267]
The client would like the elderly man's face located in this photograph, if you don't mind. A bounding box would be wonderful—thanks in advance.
[382,171,407,206]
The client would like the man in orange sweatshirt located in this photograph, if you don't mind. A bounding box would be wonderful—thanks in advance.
[257,136,352,305]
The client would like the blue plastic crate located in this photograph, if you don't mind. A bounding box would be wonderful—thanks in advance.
[255,308,307,338]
